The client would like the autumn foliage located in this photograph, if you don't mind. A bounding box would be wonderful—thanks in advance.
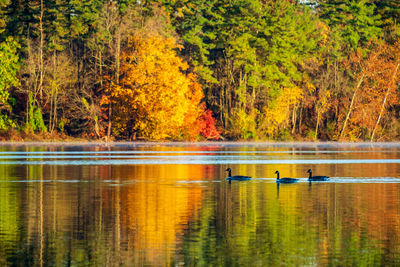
[198,106,220,140]
[101,33,219,140]
[3,1,400,141]
[341,42,400,140]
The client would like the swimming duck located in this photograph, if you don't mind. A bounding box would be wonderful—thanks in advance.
[307,169,329,181]
[225,168,251,184]
[275,170,298,184]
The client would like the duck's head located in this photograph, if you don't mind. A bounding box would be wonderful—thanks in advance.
[307,169,312,174]
[275,170,279,175]
[225,168,231,172]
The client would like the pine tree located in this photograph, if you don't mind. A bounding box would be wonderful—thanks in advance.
[374,0,400,41]
[317,0,382,51]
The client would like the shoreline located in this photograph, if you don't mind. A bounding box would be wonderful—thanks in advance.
[1,140,400,147]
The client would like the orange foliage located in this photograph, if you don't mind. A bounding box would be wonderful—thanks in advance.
[102,33,218,140]
[348,42,400,138]
[180,76,205,140]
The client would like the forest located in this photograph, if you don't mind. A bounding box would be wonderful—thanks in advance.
[0,0,399,141]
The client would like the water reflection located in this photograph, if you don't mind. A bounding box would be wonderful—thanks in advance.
[0,143,400,265]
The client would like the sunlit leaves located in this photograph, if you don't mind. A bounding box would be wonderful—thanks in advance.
[260,86,303,139]
[105,32,217,140]
[343,42,400,140]
[0,37,19,130]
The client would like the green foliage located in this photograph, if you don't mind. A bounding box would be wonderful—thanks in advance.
[159,0,220,84]
[0,36,19,91]
[306,129,316,140]
[69,0,103,39]
[4,0,33,40]
[0,36,19,130]
[0,114,16,130]
[58,119,65,133]
[47,0,71,52]
[374,0,400,42]
[277,128,293,141]
[26,93,47,133]
[228,108,257,140]
[318,0,382,51]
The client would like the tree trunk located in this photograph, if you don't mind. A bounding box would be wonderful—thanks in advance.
[39,0,44,100]
[99,50,103,87]
[107,102,112,141]
[115,29,121,84]
[371,63,400,141]
[298,100,303,135]
[52,88,58,133]
[315,111,320,140]
[339,74,365,140]
[106,24,122,141]
[49,53,55,133]
[291,104,297,135]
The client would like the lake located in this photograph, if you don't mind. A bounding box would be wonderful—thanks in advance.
[1,142,400,266]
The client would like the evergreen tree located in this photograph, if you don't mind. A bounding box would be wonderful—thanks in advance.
[160,0,220,84]
[374,0,400,41]
[162,0,320,139]
[0,37,19,130]
[317,0,382,51]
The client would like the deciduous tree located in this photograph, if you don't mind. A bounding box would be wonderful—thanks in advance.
[103,32,216,140]
[0,37,19,130]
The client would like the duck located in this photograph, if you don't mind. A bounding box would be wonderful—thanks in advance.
[275,170,298,184]
[225,168,251,184]
[307,169,329,181]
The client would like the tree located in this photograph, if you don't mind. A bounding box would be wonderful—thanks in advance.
[159,0,219,84]
[45,0,72,133]
[317,0,382,52]
[259,86,303,139]
[374,0,400,41]
[0,37,19,130]
[103,32,215,140]
[87,1,141,140]
[339,42,400,140]
[163,0,320,139]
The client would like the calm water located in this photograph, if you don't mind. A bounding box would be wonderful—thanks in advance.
[1,142,400,266]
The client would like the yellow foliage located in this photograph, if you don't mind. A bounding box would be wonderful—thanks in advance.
[107,33,204,140]
[316,21,330,47]
[302,74,316,93]
[260,87,303,138]
[316,90,331,114]
[228,108,258,140]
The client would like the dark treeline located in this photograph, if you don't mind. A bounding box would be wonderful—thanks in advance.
[0,0,399,141]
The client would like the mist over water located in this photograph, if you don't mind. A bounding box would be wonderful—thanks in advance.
[1,142,400,266]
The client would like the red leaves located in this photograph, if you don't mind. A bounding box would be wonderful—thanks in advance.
[199,108,220,140]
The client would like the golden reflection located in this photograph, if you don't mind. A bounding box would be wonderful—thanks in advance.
[117,164,208,266]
